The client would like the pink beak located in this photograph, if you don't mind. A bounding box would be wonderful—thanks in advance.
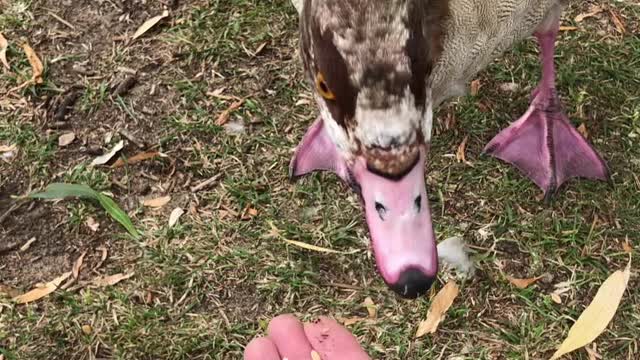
[290,118,438,298]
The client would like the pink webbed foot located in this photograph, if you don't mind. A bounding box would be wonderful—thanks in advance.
[483,88,610,199]
[484,23,609,199]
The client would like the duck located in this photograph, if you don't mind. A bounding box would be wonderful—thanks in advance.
[288,0,609,299]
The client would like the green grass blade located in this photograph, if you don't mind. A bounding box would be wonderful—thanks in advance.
[28,183,141,239]
[28,183,98,200]
[96,193,140,239]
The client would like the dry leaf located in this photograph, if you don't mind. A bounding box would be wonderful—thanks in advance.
[132,10,169,40]
[92,272,134,287]
[111,151,160,168]
[456,136,468,163]
[470,79,481,96]
[169,207,184,227]
[72,252,87,279]
[143,196,171,208]
[241,205,258,220]
[22,43,43,84]
[282,238,354,254]
[337,317,367,326]
[506,275,544,289]
[0,144,17,153]
[575,6,604,22]
[364,297,377,319]
[608,10,626,34]
[215,99,244,126]
[499,82,519,92]
[58,132,76,147]
[91,140,124,165]
[0,33,9,70]
[549,260,631,360]
[559,26,578,32]
[86,217,100,232]
[19,237,37,252]
[267,221,356,254]
[622,238,632,254]
[93,246,108,271]
[415,281,459,337]
[551,292,562,304]
[13,272,72,304]
[577,124,589,139]
[81,324,93,335]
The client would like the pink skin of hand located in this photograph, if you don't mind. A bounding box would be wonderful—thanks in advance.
[243,314,371,360]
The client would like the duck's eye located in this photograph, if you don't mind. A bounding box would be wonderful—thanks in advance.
[315,72,335,100]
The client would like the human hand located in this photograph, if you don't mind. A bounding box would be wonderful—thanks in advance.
[244,314,371,360]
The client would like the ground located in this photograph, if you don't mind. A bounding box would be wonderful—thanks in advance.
[0,0,639,359]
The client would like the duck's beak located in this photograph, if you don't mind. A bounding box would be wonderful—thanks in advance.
[290,118,438,299]
[351,149,437,299]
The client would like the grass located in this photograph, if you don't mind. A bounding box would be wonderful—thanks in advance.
[1,0,639,359]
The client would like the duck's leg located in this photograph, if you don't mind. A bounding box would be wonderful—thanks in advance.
[483,18,609,199]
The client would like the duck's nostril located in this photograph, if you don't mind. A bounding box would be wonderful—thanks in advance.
[375,201,386,220]
[414,195,421,212]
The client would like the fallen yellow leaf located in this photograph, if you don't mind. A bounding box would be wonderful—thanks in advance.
[13,272,72,304]
[506,275,544,289]
[550,260,631,360]
[559,26,578,32]
[215,99,245,126]
[608,9,626,34]
[575,6,604,22]
[456,136,469,163]
[81,324,93,335]
[470,79,481,96]
[415,281,459,337]
[132,10,169,40]
[143,196,171,208]
[364,297,377,319]
[0,32,9,70]
[268,221,357,254]
[92,272,134,287]
[0,144,17,153]
[110,151,160,168]
[169,207,184,227]
[577,123,589,139]
[22,43,43,84]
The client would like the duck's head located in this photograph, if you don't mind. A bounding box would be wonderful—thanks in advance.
[290,0,447,299]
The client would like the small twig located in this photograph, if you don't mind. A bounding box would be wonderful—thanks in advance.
[190,174,222,192]
[0,202,23,226]
[48,12,76,30]
[118,129,146,149]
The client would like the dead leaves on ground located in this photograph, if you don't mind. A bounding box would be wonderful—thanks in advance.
[550,260,632,359]
[23,43,43,84]
[111,151,160,168]
[142,195,171,208]
[506,275,544,289]
[12,272,72,304]
[575,5,605,22]
[91,140,124,165]
[91,272,134,287]
[416,281,459,338]
[0,33,9,70]
[215,99,245,126]
[132,10,169,40]
[8,248,133,305]
[58,132,76,147]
